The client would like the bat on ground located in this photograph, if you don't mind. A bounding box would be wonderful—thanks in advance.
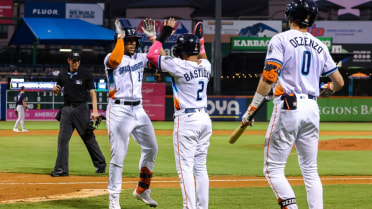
[228,96,271,144]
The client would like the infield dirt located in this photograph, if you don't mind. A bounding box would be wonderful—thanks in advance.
[1,129,372,203]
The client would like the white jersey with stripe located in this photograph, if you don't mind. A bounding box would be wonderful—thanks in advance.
[267,29,337,97]
[104,52,147,100]
[158,56,211,110]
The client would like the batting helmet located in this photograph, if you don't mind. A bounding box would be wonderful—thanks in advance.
[173,34,200,58]
[114,27,142,50]
[285,0,318,27]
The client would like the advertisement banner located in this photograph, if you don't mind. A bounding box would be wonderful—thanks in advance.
[318,98,372,121]
[308,21,372,44]
[267,97,372,122]
[203,20,282,36]
[66,3,104,25]
[337,44,372,68]
[7,109,107,120]
[0,0,13,24]
[6,83,166,121]
[142,83,166,121]
[231,37,332,52]
[202,20,281,43]
[24,1,65,18]
[207,96,247,121]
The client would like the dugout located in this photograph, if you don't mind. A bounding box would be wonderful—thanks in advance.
[220,52,362,96]
[9,17,115,65]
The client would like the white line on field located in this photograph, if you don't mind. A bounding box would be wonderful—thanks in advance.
[1,177,371,185]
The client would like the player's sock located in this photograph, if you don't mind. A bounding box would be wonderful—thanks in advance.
[136,167,153,194]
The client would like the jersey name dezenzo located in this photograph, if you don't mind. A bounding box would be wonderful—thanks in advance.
[183,67,210,81]
[118,62,144,74]
[289,36,324,54]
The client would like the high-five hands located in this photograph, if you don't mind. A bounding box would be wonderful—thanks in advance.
[142,18,157,41]
[115,20,125,39]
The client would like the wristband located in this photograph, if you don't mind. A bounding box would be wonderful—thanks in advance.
[251,92,265,108]
[149,35,156,42]
[157,26,173,44]
[199,37,205,54]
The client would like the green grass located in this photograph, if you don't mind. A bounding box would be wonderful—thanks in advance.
[0,121,371,208]
[1,185,372,209]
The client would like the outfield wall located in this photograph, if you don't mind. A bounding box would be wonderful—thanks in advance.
[2,88,372,122]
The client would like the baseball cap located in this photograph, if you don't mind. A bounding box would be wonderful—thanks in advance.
[68,52,81,61]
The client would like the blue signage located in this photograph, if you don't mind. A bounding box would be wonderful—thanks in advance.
[207,97,247,121]
[25,1,65,18]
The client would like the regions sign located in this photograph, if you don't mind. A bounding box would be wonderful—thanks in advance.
[267,97,372,122]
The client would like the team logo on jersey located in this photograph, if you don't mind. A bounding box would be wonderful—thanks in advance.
[164,56,173,61]
[268,44,273,55]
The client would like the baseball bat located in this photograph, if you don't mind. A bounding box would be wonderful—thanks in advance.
[228,96,271,144]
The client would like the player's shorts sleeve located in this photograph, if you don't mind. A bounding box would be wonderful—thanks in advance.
[265,35,284,62]
[158,56,179,76]
[321,50,338,76]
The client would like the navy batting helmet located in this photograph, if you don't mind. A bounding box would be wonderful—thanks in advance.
[285,0,318,27]
[173,34,200,58]
[123,27,142,49]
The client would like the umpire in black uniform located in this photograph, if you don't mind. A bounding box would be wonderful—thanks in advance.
[51,52,106,177]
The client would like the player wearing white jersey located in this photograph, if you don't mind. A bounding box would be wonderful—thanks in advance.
[105,18,165,209]
[242,1,344,209]
[147,19,212,209]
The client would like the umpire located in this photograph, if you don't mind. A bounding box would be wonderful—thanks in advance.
[51,52,106,177]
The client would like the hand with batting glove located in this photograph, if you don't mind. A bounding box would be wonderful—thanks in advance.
[142,18,157,42]
[115,20,125,39]
[319,82,335,97]
[242,104,257,127]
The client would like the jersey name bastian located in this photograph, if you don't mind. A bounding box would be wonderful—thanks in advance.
[118,62,144,74]
[183,67,210,81]
[289,36,323,54]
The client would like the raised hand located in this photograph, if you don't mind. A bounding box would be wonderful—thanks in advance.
[115,20,125,39]
[142,18,157,41]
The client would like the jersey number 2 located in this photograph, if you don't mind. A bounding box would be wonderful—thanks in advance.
[197,81,204,101]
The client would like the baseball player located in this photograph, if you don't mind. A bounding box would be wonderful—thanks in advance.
[241,0,344,208]
[13,86,28,132]
[147,19,212,209]
[105,18,164,209]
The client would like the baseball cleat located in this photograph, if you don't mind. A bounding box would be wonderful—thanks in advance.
[133,189,158,207]
[96,164,106,173]
[13,128,20,132]
[22,129,29,132]
[109,193,121,209]
[50,170,69,177]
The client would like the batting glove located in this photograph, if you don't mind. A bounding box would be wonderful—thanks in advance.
[320,82,335,97]
[115,20,125,39]
[242,104,257,127]
[142,18,157,42]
